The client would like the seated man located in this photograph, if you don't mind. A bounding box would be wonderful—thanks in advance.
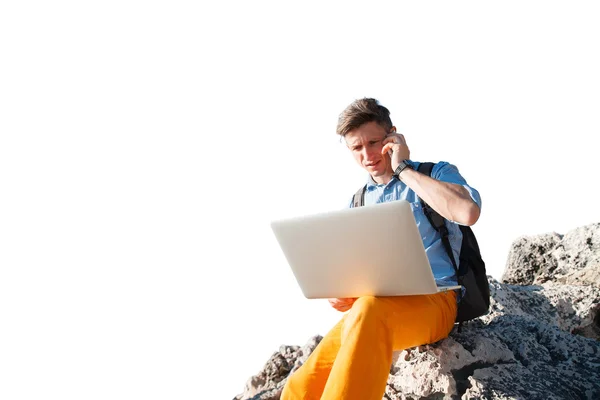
[281,98,482,400]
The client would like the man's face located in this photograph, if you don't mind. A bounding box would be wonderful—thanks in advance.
[345,121,394,179]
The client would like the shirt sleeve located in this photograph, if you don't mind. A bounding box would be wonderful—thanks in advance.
[431,161,482,210]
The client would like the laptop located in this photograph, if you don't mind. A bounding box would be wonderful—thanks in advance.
[270,200,461,299]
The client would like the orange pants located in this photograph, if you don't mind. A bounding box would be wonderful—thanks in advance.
[281,291,457,400]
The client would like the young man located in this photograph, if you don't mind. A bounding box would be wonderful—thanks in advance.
[280,98,482,400]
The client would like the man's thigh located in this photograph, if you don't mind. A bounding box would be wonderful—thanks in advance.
[377,291,457,350]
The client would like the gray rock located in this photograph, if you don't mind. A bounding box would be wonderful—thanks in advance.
[553,223,600,287]
[483,281,600,339]
[233,337,322,400]
[385,279,600,399]
[502,233,562,285]
[235,224,600,400]
[503,223,600,287]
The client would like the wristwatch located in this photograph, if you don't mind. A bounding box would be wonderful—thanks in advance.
[393,159,414,179]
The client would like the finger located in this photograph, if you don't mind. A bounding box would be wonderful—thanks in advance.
[382,136,398,146]
[381,143,394,155]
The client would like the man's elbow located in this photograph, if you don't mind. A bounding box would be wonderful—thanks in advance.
[460,202,481,226]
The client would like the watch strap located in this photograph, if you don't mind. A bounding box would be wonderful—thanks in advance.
[393,160,414,179]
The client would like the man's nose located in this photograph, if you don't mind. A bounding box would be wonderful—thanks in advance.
[363,146,378,160]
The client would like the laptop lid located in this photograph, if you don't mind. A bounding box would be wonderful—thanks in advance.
[270,200,441,299]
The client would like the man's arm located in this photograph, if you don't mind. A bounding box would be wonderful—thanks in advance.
[398,168,480,226]
[381,132,480,226]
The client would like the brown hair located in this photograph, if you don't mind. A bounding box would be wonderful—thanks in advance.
[336,98,393,137]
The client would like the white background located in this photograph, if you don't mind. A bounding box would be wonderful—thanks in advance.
[1,1,599,399]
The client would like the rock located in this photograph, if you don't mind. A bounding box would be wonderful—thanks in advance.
[233,337,322,400]
[503,223,600,287]
[553,223,600,287]
[384,280,600,399]
[501,233,562,285]
[235,223,600,400]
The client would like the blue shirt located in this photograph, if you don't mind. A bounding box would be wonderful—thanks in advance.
[349,161,482,287]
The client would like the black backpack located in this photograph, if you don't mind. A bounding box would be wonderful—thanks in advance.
[351,162,490,323]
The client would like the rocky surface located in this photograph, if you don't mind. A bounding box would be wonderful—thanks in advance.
[235,223,600,400]
[502,223,600,287]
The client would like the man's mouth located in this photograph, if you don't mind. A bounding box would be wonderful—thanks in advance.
[364,160,380,167]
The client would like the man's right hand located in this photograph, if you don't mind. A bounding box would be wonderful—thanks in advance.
[328,298,357,312]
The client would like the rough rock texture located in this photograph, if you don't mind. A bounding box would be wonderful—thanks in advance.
[503,223,600,287]
[501,232,562,285]
[384,280,600,399]
[233,337,322,400]
[235,223,600,400]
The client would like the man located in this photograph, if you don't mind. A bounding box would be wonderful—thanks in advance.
[281,98,482,400]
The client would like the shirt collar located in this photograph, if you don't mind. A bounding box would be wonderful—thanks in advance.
[365,174,399,190]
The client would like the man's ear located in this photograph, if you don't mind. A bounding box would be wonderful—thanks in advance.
[390,126,397,134]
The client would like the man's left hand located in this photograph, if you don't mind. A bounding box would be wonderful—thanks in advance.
[328,298,357,312]
[382,132,410,171]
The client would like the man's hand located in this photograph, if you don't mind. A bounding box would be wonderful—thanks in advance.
[381,131,410,171]
[328,298,357,312]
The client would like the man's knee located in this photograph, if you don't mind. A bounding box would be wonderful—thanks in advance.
[345,296,385,326]
[352,295,383,313]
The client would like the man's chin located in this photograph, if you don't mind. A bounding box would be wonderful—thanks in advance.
[368,167,385,176]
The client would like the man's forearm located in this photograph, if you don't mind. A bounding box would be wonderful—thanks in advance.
[399,168,480,226]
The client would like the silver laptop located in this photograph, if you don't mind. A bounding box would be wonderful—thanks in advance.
[270,200,461,299]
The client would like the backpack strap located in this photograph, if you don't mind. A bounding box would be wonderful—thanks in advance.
[416,161,435,177]
[416,163,459,276]
[352,184,367,208]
